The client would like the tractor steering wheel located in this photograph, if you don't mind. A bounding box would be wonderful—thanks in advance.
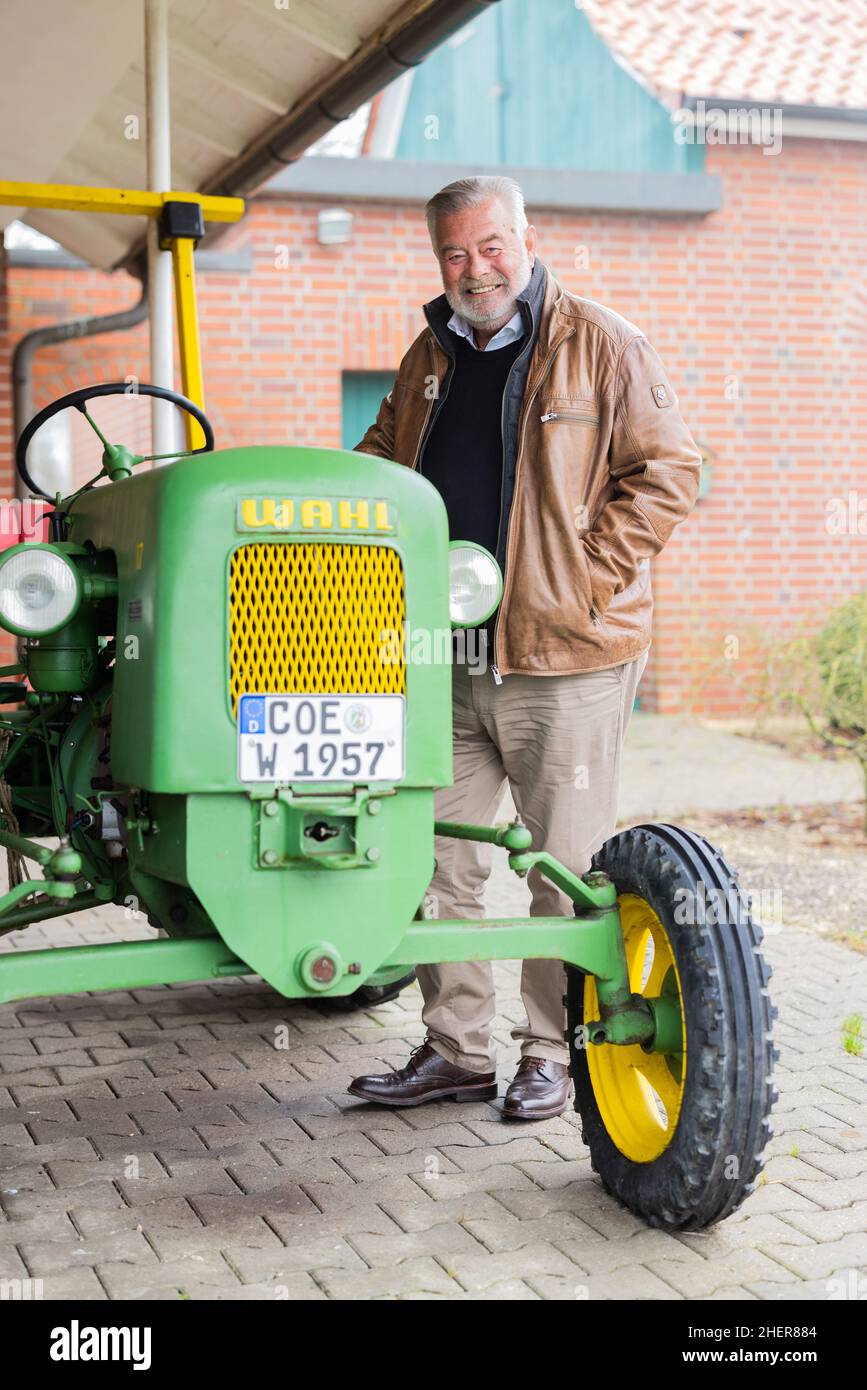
[16,381,215,501]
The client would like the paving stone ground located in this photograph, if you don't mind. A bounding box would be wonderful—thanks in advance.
[1,717,865,1301]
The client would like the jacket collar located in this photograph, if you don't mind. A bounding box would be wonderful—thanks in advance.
[424,255,549,358]
[524,266,577,392]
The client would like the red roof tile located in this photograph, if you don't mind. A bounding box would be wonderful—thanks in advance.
[582,0,867,110]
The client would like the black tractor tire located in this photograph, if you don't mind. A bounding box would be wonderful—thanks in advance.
[567,823,778,1230]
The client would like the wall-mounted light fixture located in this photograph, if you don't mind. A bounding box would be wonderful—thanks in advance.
[317,208,354,245]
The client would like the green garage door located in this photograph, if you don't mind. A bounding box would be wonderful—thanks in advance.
[341,371,396,452]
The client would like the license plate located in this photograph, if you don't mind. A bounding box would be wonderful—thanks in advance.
[237,694,405,783]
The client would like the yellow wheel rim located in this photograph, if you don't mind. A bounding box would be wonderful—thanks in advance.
[585,893,687,1163]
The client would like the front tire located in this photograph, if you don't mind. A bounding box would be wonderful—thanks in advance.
[567,824,777,1230]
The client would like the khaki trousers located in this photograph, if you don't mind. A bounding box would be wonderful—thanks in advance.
[417,648,648,1073]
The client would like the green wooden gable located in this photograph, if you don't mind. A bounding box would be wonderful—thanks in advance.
[395,0,703,174]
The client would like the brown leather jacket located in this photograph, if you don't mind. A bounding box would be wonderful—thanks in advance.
[354,267,701,676]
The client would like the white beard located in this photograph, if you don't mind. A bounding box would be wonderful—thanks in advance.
[444,248,533,330]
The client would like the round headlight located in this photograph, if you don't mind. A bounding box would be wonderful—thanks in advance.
[0,545,82,636]
[448,542,504,627]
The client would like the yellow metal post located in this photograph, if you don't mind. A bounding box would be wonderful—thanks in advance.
[0,180,244,453]
[171,237,205,450]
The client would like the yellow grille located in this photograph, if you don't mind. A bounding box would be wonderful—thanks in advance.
[229,542,406,714]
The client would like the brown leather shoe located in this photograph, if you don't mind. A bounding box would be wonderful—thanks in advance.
[502,1056,573,1120]
[348,1042,497,1107]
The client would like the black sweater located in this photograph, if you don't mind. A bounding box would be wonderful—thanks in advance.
[419,328,526,557]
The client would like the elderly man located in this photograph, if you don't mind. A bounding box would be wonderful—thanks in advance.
[349,175,701,1119]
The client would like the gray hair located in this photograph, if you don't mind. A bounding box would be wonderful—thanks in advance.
[425,175,528,245]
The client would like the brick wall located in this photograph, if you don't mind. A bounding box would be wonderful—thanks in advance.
[6,134,867,715]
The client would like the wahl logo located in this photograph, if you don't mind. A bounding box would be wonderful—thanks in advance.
[237,497,396,534]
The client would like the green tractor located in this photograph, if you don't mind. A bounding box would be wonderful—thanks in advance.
[0,379,777,1230]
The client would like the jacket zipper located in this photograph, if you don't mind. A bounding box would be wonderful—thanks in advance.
[490,372,514,686]
[489,332,533,683]
[540,409,598,425]
[491,327,578,684]
[492,324,535,595]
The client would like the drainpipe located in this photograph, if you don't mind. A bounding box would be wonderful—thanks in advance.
[11,258,148,500]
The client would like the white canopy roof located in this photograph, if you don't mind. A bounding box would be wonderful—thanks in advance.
[0,0,490,269]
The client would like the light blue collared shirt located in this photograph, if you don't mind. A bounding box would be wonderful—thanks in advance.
[446,308,524,352]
